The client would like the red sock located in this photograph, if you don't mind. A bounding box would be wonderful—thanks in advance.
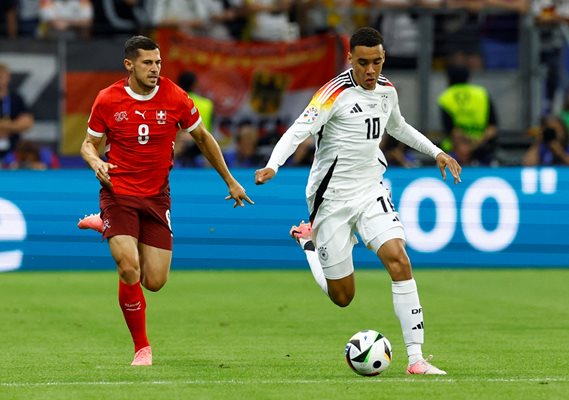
[118,280,150,352]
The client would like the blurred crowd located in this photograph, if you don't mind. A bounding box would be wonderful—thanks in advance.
[0,1,546,43]
[1,0,569,169]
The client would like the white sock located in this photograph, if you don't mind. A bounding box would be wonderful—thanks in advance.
[300,239,328,295]
[392,279,424,365]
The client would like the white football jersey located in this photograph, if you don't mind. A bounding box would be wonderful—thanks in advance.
[266,69,441,200]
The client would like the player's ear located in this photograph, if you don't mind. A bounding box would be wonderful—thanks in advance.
[347,51,352,64]
[124,58,133,72]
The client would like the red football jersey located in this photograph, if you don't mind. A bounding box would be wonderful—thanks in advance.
[88,77,201,196]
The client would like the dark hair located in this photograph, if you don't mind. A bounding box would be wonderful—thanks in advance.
[124,36,159,60]
[178,71,197,91]
[350,27,384,51]
[447,64,470,85]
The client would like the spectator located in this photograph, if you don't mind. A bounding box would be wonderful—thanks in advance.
[178,71,214,131]
[443,0,485,70]
[480,0,528,70]
[18,0,41,37]
[290,137,315,166]
[523,115,569,165]
[92,0,149,37]
[438,64,498,165]
[0,64,35,163]
[202,0,248,40]
[0,0,18,38]
[245,0,299,42]
[39,0,94,40]
[217,0,248,40]
[224,119,264,167]
[148,0,209,36]
[176,71,215,167]
[532,0,568,115]
[293,0,331,37]
[559,91,569,132]
[372,1,419,69]
[3,140,60,170]
[380,134,417,168]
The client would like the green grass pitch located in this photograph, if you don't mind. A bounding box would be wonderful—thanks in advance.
[0,269,568,400]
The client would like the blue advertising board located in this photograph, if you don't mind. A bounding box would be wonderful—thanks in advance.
[0,167,567,272]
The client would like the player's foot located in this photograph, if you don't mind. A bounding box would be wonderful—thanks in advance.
[406,355,446,375]
[289,220,312,243]
[131,346,152,366]
[77,213,103,233]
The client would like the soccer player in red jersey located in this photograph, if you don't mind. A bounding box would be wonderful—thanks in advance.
[80,35,253,366]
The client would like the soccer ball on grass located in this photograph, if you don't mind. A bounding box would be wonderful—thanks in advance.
[344,329,392,376]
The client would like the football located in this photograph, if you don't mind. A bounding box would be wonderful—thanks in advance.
[344,330,392,376]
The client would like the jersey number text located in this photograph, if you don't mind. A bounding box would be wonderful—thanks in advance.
[138,124,149,145]
[365,117,381,139]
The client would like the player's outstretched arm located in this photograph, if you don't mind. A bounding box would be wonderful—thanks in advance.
[435,152,462,184]
[80,133,117,188]
[254,167,275,185]
[190,123,254,207]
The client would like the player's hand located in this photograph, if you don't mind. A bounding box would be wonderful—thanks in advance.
[436,152,462,184]
[93,161,118,188]
[255,168,275,185]
[225,181,254,208]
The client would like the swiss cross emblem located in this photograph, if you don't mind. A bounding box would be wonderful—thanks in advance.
[156,110,167,124]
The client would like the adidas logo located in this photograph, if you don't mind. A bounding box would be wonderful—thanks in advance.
[412,321,424,330]
[350,103,363,113]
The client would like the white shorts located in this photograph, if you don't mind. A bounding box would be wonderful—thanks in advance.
[308,185,405,280]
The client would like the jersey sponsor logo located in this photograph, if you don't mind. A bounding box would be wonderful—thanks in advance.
[301,105,319,123]
[350,103,363,114]
[114,111,128,122]
[134,110,147,119]
[156,110,167,124]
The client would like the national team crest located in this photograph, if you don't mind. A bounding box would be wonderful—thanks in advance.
[318,246,329,261]
[156,110,167,124]
[114,111,128,122]
[381,95,389,113]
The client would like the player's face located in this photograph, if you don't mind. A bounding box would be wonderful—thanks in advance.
[125,48,161,94]
[348,45,385,91]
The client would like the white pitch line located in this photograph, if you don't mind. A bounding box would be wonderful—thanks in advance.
[1,377,568,388]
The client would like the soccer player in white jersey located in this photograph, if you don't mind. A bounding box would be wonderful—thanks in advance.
[255,27,462,375]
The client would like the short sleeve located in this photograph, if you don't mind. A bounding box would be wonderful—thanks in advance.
[179,92,202,132]
[87,92,108,137]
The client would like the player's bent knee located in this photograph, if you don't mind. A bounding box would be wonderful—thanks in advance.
[142,277,167,292]
[117,263,141,284]
[326,270,355,308]
[330,292,354,307]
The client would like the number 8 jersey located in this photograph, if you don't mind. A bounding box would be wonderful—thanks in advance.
[265,69,441,200]
[87,77,201,196]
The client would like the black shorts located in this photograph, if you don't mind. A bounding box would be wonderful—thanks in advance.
[99,189,173,250]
